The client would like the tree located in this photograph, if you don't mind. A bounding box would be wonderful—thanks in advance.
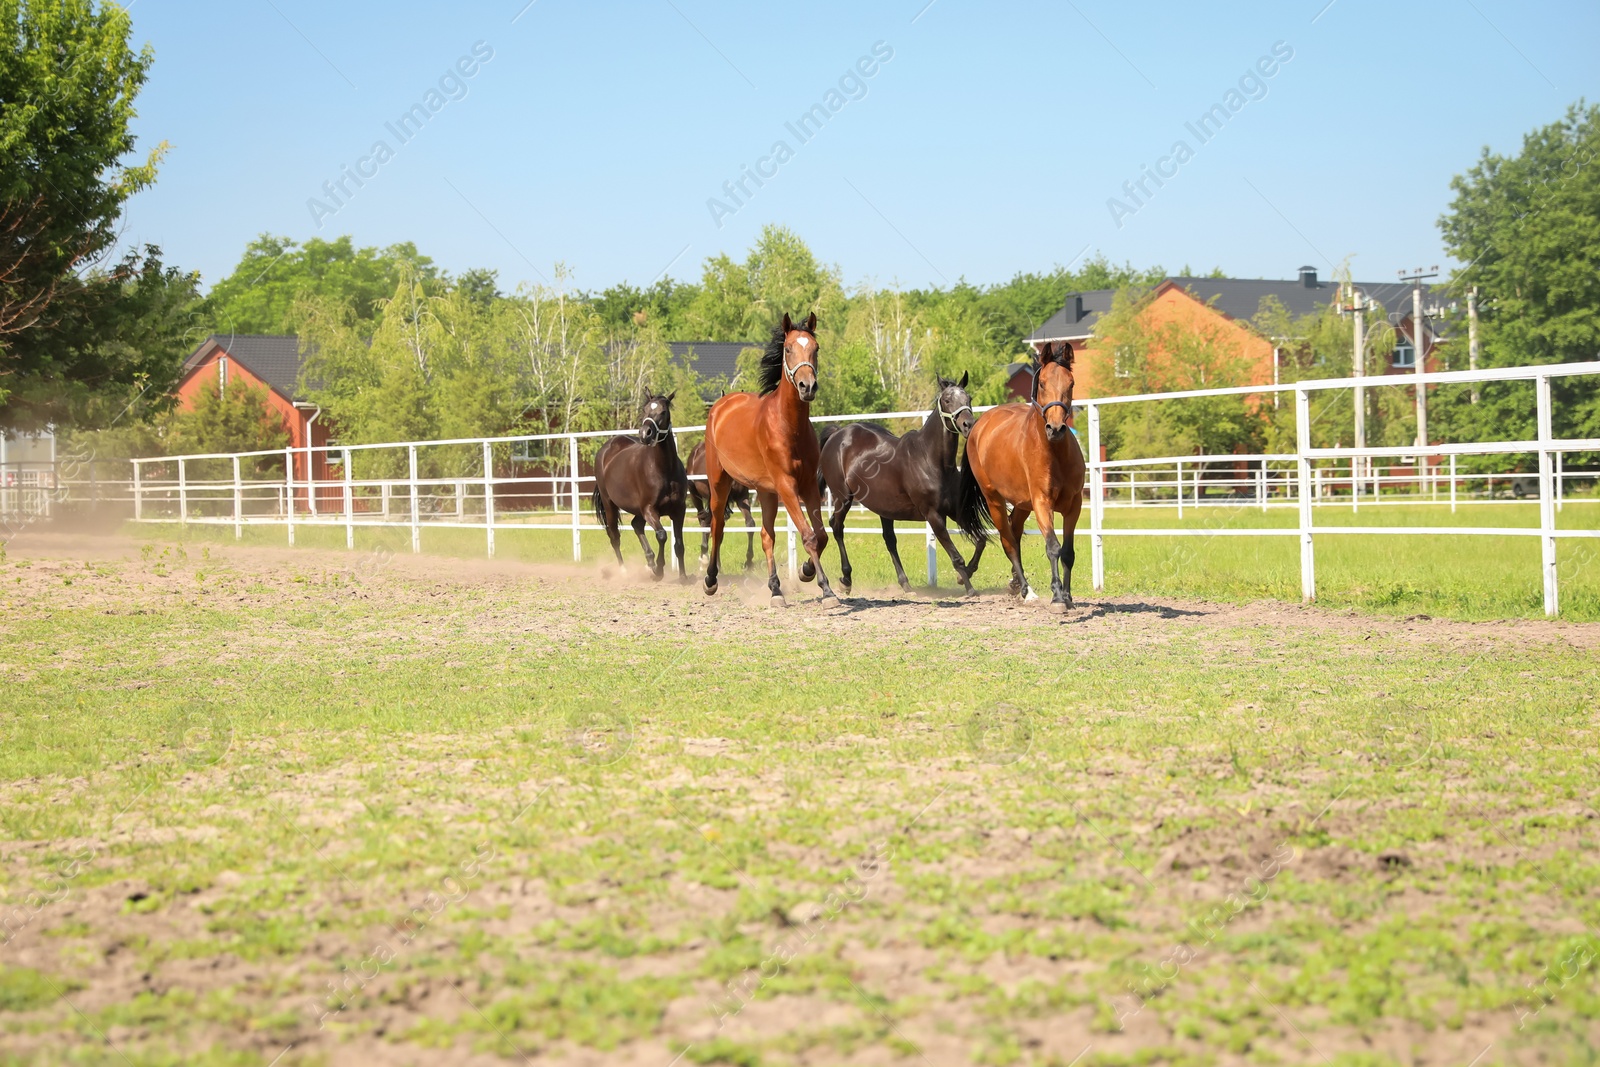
[1438,102,1600,451]
[201,234,441,335]
[0,0,168,417]
[165,379,288,474]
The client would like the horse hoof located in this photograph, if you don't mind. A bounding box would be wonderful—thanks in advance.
[839,582,851,597]
[1051,598,1068,614]
[704,580,718,596]
[800,562,816,582]
[1023,587,1039,602]
[770,594,787,608]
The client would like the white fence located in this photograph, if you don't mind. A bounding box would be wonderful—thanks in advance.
[122,361,1600,615]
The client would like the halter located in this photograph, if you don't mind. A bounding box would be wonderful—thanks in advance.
[640,414,668,444]
[785,334,816,390]
[1029,367,1072,424]
[938,399,973,435]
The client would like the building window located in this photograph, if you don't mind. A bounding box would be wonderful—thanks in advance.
[1113,347,1134,378]
[1392,342,1415,369]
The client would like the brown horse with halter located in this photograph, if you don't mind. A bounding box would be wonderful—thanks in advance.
[590,391,689,581]
[701,312,838,605]
[963,341,1086,611]
[686,440,756,572]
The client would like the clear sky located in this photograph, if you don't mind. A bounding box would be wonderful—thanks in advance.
[114,0,1596,296]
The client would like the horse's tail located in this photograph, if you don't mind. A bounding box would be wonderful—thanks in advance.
[815,424,837,498]
[954,458,991,546]
[589,481,606,523]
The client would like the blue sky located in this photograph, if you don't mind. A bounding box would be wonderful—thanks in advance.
[115,0,1595,296]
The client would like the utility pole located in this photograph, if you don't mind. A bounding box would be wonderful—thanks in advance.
[1340,283,1372,494]
[1468,285,1481,404]
[1399,267,1438,487]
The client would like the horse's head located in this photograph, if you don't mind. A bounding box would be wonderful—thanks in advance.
[1032,342,1075,442]
[779,311,819,403]
[639,390,675,445]
[936,371,975,437]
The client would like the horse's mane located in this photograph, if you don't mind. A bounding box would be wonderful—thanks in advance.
[758,319,815,395]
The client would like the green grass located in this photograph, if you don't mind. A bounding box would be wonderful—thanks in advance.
[1,534,1596,1064]
[130,498,1600,621]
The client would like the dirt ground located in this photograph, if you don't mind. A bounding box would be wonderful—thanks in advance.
[3,531,1598,1067]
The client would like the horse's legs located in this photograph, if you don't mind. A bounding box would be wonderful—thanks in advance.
[1059,494,1084,607]
[693,490,711,565]
[670,505,688,583]
[988,496,1029,599]
[601,497,625,569]
[630,513,655,573]
[777,480,837,601]
[829,494,854,595]
[1034,492,1067,611]
[644,507,668,581]
[881,516,912,592]
[926,513,974,594]
[738,496,756,570]
[704,463,734,596]
[758,490,782,604]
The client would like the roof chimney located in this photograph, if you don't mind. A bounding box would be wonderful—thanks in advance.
[1298,265,1318,288]
[1071,295,1085,322]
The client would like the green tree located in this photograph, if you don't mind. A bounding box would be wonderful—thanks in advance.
[202,234,441,335]
[0,0,170,418]
[165,379,288,474]
[1438,101,1600,453]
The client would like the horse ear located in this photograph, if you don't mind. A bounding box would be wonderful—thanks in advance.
[803,311,817,333]
[1059,342,1074,369]
[665,389,676,403]
[958,370,969,388]
[782,312,793,334]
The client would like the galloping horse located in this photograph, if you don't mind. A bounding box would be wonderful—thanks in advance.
[701,312,838,605]
[590,392,689,580]
[818,373,987,595]
[963,342,1086,611]
[686,441,756,572]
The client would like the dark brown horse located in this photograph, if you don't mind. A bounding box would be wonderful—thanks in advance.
[590,392,689,580]
[964,342,1086,611]
[818,373,987,595]
[702,312,837,605]
[686,441,756,572]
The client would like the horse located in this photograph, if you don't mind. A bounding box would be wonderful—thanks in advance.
[686,441,756,572]
[590,391,689,581]
[701,311,838,606]
[818,373,987,596]
[963,341,1086,611]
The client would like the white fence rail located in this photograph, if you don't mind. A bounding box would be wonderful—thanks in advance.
[116,361,1600,615]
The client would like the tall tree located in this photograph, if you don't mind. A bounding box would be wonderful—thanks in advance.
[0,0,170,420]
[1438,102,1600,448]
[201,235,441,335]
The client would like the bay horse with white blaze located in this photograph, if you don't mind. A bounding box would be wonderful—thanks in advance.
[818,373,987,595]
[963,342,1086,611]
[590,391,689,581]
[701,312,838,606]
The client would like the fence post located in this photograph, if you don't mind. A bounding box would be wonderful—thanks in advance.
[1556,451,1564,512]
[408,444,420,555]
[1257,464,1266,512]
[343,448,354,550]
[1088,403,1104,593]
[177,458,188,527]
[232,456,243,540]
[284,447,295,546]
[1176,460,1183,519]
[569,435,582,562]
[483,440,496,559]
[1449,454,1457,515]
[1295,387,1315,604]
[1537,375,1557,616]
[455,479,464,519]
[925,523,937,588]
[133,459,142,521]
[787,510,797,580]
